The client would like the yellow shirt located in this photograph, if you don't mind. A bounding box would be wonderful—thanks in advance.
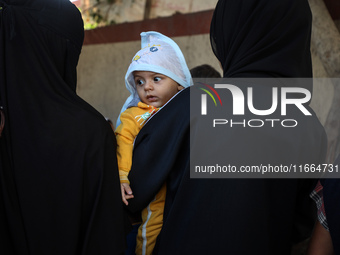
[115,102,164,255]
[115,102,158,183]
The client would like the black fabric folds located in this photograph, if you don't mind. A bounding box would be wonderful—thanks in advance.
[0,0,128,254]
[210,0,313,78]
[128,87,327,255]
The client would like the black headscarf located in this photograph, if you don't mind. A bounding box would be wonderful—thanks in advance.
[210,0,313,78]
[0,0,128,254]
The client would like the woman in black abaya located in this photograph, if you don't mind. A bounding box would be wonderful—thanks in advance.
[127,0,327,254]
[0,0,128,254]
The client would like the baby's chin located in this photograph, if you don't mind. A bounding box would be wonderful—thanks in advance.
[145,99,163,108]
[149,103,162,108]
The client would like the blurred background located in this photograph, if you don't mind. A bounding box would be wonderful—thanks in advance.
[71,0,340,163]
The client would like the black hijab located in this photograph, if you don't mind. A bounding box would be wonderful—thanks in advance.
[210,0,313,78]
[0,1,128,254]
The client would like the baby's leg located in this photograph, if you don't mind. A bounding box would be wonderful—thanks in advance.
[136,183,166,255]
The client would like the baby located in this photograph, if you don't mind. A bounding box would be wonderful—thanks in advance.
[115,31,192,255]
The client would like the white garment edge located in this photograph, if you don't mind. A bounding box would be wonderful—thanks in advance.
[142,197,156,255]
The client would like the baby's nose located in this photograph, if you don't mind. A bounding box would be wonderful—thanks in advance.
[144,80,154,90]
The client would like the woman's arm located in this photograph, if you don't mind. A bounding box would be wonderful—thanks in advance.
[307,221,334,255]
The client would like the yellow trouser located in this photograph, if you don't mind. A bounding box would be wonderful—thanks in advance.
[136,184,166,255]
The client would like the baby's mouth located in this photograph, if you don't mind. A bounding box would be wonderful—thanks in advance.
[147,96,157,102]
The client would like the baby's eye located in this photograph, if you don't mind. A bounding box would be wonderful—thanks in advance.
[135,79,144,86]
[154,77,162,82]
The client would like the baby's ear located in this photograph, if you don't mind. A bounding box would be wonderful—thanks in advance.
[178,85,184,91]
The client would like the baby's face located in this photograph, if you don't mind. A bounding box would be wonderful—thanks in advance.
[134,71,183,108]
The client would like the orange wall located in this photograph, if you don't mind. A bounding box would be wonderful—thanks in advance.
[84,9,214,45]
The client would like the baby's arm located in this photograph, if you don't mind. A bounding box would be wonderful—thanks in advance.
[115,109,141,205]
[119,165,134,205]
[121,182,134,206]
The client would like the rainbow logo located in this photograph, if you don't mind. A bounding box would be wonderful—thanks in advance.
[198,82,223,107]
[198,82,222,115]
[199,82,222,106]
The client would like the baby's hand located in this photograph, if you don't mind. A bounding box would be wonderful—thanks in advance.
[121,183,134,205]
